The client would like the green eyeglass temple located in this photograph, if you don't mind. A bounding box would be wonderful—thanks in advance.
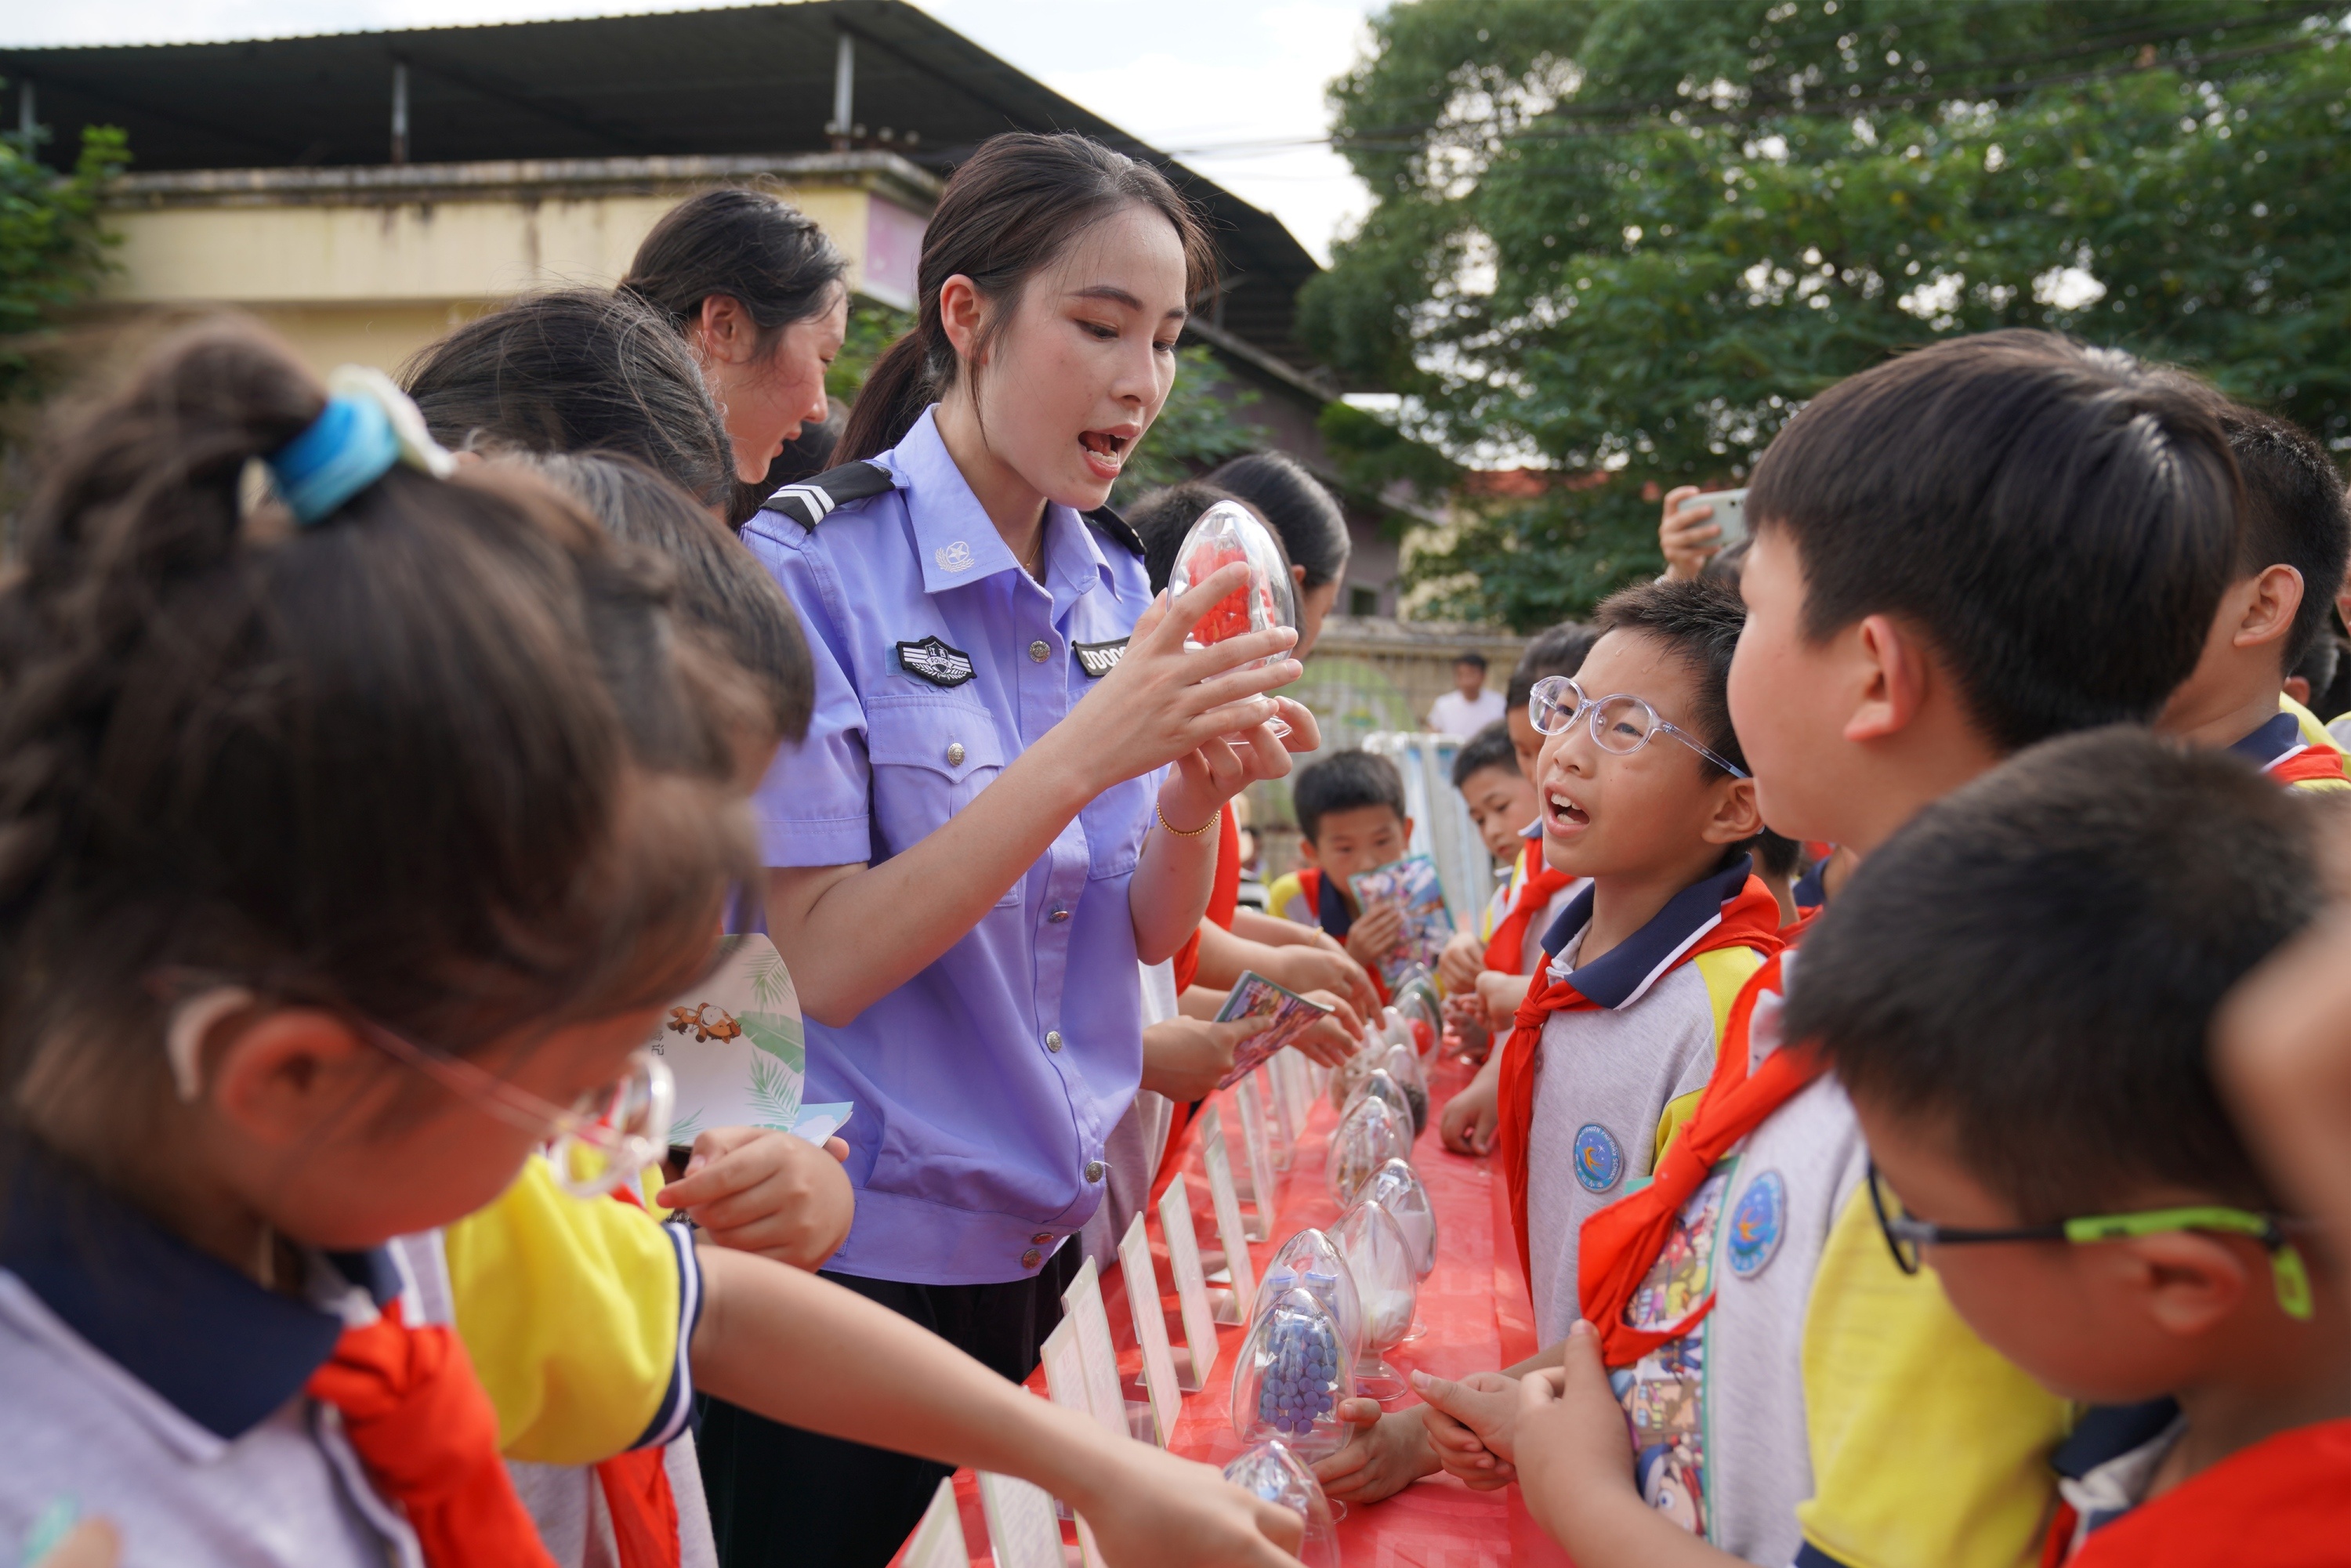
[1866,1164,2313,1322]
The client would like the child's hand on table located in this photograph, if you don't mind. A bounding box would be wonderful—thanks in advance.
[1077,1440,1306,1568]
[1312,1397,1441,1503]
[656,1125,855,1271]
[1438,1057,1502,1156]
[1412,1368,1526,1489]
[1437,929,1486,993]
[1141,1013,1275,1101]
[1346,901,1407,972]
[1291,990,1365,1067]
[1259,941,1380,1021]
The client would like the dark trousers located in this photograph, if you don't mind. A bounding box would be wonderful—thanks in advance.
[698,1243,1084,1568]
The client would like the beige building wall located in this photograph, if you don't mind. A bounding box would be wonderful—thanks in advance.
[95,153,936,378]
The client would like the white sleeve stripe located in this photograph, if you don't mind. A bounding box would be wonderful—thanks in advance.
[628,1221,702,1451]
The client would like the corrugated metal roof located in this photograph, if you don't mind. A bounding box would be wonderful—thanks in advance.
[2,0,1324,373]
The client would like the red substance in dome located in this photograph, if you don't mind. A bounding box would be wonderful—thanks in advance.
[1411,1018,1434,1056]
[1183,538,1259,643]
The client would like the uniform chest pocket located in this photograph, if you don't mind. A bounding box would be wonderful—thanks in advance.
[1080,772,1153,882]
[864,700,1011,895]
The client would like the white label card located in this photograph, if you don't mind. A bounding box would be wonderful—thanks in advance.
[976,1472,1065,1568]
[1278,1049,1314,1140]
[1038,1327,1110,1568]
[901,1477,968,1568]
[1157,1173,1219,1389]
[1234,1077,1279,1239]
[1200,1123,1257,1313]
[1117,1214,1183,1444]
[1060,1257,1128,1442]
[1266,1056,1299,1158]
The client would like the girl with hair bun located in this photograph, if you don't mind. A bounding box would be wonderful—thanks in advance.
[715,129,1321,1563]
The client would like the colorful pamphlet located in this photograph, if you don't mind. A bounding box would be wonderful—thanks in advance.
[1349,854,1455,992]
[646,933,808,1142]
[1212,971,1335,1091]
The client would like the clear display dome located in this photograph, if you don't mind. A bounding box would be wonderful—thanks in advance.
[1166,501,1297,656]
[1331,1198,1418,1402]
[1341,1067,1415,1139]
[1360,1157,1439,1280]
[1221,1441,1341,1568]
[1230,1284,1357,1461]
[1329,1093,1415,1208]
[1378,1041,1429,1138]
[1251,1228,1366,1356]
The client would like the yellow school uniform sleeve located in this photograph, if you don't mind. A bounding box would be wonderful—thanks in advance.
[1654,945,1769,1161]
[1266,870,1308,928]
[1794,1185,2070,1568]
[2283,693,2342,753]
[441,1156,702,1465]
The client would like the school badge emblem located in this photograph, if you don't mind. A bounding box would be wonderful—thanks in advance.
[896,636,977,688]
[1072,638,1128,679]
[933,541,976,574]
[1573,1123,1625,1192]
[1726,1170,1786,1278]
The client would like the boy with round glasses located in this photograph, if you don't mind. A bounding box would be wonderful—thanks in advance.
[1316,575,1785,1505]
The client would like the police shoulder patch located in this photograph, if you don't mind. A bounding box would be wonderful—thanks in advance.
[896,636,976,688]
[1082,503,1147,559]
[763,460,894,531]
[1073,638,1128,679]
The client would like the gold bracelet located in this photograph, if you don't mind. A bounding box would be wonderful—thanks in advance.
[1156,802,1221,838]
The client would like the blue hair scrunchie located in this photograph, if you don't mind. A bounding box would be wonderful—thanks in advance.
[267,393,403,526]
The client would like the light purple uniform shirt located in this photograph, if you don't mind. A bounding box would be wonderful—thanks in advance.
[740,408,1157,1286]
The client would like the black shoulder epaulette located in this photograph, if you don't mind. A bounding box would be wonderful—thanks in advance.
[763,461,895,530]
[1082,502,1147,559]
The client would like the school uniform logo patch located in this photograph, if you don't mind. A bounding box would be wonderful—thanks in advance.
[1726,1170,1786,1278]
[896,636,977,688]
[1573,1123,1625,1192]
[1073,638,1128,679]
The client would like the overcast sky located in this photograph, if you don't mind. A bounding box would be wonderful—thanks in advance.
[2,0,1383,263]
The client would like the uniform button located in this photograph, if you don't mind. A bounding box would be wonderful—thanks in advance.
[1022,1248,1041,1268]
[1031,1232,1054,1245]
[1028,639,1051,662]
[1048,905,1070,923]
[946,741,965,766]
[1045,1030,1063,1052]
[1085,1160,1105,1182]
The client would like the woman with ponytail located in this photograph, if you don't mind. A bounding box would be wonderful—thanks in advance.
[708,130,1317,1564]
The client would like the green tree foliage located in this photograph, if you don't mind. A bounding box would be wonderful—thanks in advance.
[1302,1,2351,625]
[825,299,911,407]
[1,120,129,404]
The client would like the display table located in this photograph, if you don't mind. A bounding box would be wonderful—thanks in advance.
[890,1052,1571,1566]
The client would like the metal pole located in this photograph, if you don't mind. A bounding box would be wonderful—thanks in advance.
[831,31,853,147]
[17,81,33,149]
[390,60,409,165]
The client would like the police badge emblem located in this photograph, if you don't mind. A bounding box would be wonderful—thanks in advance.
[1072,638,1128,679]
[896,636,977,688]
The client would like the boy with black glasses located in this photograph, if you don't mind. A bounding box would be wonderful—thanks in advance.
[1788,729,2344,1566]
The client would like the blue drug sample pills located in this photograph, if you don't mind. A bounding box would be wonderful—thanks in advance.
[1255,1311,1340,1436]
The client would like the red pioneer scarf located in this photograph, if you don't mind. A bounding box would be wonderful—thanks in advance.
[1495,874,1784,1288]
[306,1298,559,1568]
[2269,746,2349,788]
[1483,853,1575,978]
[1574,947,1824,1367]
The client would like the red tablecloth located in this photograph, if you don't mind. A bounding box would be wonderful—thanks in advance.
[891,1053,1576,1567]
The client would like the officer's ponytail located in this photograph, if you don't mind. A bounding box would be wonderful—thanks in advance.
[839,132,1216,463]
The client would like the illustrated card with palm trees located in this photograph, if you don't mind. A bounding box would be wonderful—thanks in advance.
[648,933,852,1146]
